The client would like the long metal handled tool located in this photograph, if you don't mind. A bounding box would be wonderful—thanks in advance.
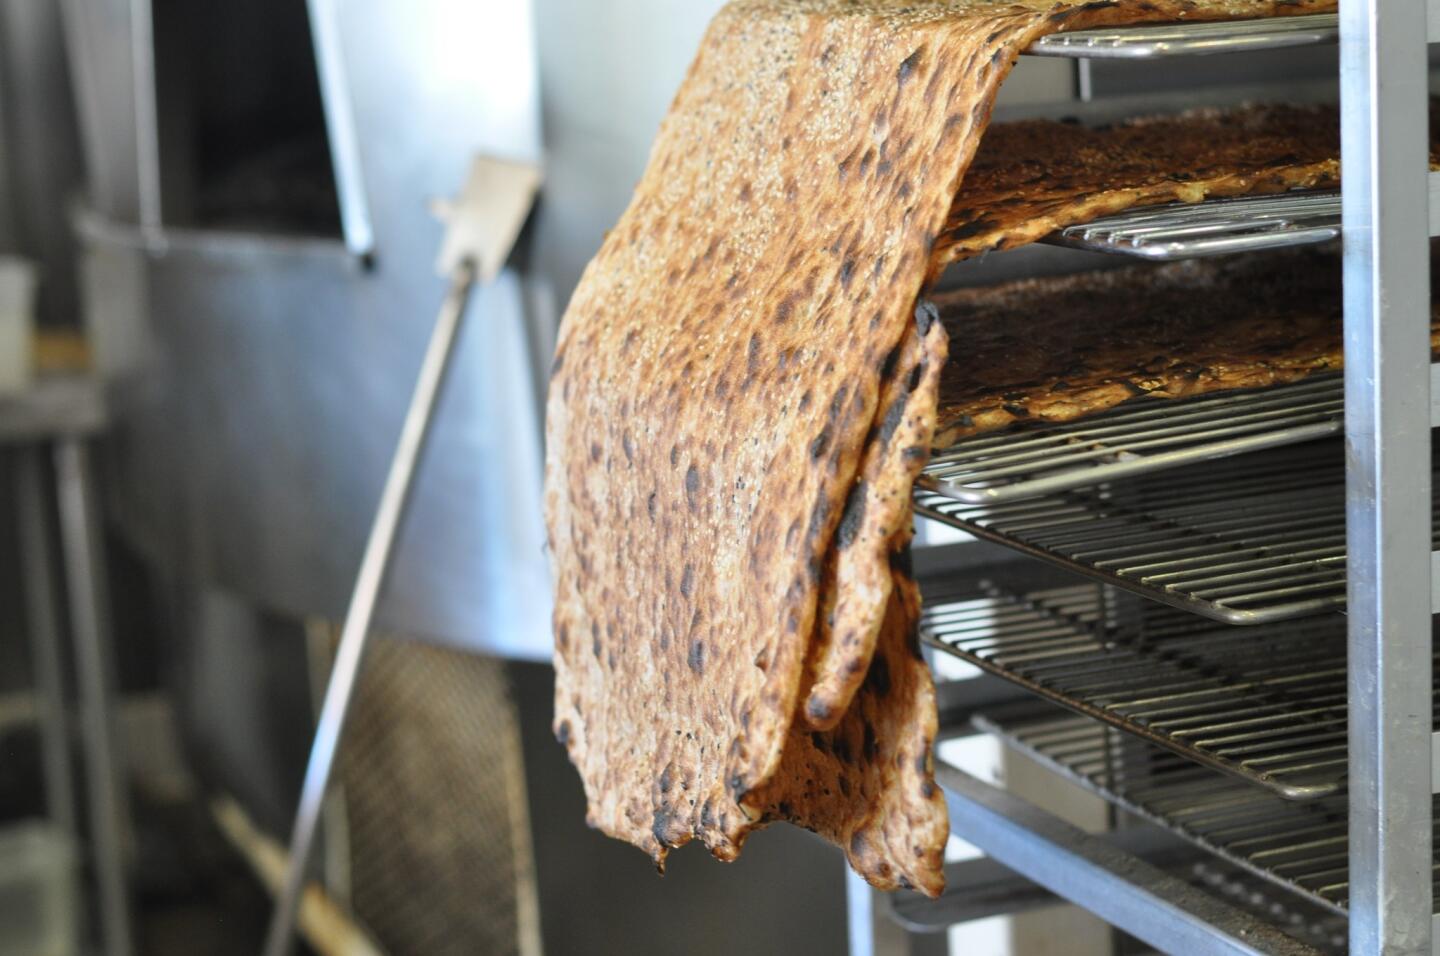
[262,155,541,956]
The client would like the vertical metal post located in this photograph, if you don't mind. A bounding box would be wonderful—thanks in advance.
[1340,1,1433,953]
[847,868,944,956]
[847,867,878,956]
[16,446,76,834]
[127,0,161,234]
[54,438,133,956]
[305,0,375,257]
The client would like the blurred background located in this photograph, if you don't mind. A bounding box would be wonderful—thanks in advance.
[0,2,1347,955]
[2,2,853,954]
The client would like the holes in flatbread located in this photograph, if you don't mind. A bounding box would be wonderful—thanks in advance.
[684,464,700,510]
[879,343,902,381]
[914,300,938,336]
[810,426,832,459]
[896,47,922,87]
[836,480,867,549]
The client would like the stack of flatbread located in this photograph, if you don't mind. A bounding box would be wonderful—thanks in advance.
[544,0,1339,897]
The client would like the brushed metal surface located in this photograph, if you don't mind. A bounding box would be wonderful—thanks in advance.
[70,0,552,658]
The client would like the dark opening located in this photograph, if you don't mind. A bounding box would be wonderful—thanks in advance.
[151,0,342,236]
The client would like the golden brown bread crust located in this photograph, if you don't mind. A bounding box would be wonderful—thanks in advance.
[938,103,1340,264]
[546,0,1338,899]
[932,245,1440,447]
[749,562,947,896]
[938,101,1440,265]
[802,306,946,735]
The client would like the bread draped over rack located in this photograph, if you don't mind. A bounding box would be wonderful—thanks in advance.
[544,0,1337,897]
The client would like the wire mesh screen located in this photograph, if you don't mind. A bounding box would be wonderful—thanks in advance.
[328,630,540,956]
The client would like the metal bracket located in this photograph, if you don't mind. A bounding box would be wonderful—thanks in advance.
[888,824,1203,933]
[937,762,1326,956]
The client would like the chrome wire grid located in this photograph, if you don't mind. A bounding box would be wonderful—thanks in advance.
[922,375,1342,505]
[1045,191,1342,260]
[1026,14,1338,60]
[334,633,540,956]
[971,704,1440,916]
[921,576,1363,799]
[916,439,1440,625]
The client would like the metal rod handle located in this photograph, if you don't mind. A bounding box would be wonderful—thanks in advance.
[262,260,477,956]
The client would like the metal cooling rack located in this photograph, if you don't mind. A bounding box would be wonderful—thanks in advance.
[1044,191,1342,260]
[1026,14,1339,60]
[923,374,1342,505]
[916,439,1440,625]
[921,576,1362,799]
[968,705,1440,916]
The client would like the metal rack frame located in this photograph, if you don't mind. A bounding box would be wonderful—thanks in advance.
[1027,15,1339,60]
[1044,191,1344,260]
[921,375,1344,505]
[917,440,1371,626]
[853,4,1440,954]
[1339,5,1435,952]
[918,577,1371,800]
[2,375,131,956]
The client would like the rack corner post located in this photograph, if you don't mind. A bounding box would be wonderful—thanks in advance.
[1340,0,1435,953]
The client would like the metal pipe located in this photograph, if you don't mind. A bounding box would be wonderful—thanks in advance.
[262,259,477,956]
[1339,1,1435,952]
[127,0,160,234]
[55,439,133,956]
[16,446,76,834]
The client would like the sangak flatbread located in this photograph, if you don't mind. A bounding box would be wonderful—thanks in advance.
[747,558,945,895]
[932,243,1440,447]
[546,0,1338,898]
[938,100,1440,265]
[938,103,1340,264]
[801,305,945,737]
